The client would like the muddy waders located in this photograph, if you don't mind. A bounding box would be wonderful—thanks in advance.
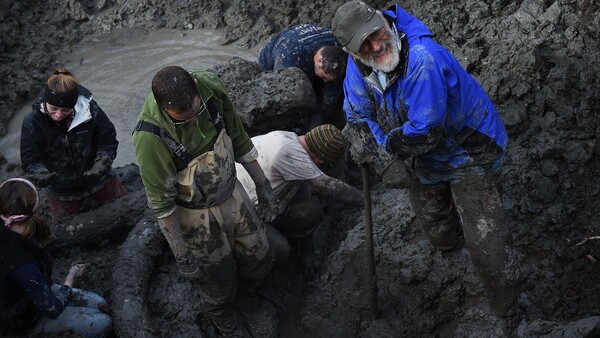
[175,129,289,334]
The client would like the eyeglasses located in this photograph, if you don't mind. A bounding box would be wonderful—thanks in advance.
[170,100,207,127]
[358,28,388,55]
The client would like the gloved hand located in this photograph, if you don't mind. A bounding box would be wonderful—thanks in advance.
[386,128,406,155]
[381,159,411,188]
[255,182,279,223]
[177,250,206,282]
[27,170,59,188]
[82,156,112,180]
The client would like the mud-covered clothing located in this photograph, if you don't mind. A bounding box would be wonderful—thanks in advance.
[132,71,257,218]
[21,86,119,201]
[343,5,508,171]
[343,4,516,316]
[47,175,128,220]
[0,226,69,335]
[258,24,340,86]
[258,24,344,123]
[409,160,518,315]
[32,286,112,338]
[235,131,323,205]
[235,131,325,237]
[133,70,289,325]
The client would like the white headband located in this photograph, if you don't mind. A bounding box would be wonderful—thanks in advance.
[0,178,40,227]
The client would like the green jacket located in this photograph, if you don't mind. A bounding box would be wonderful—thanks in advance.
[132,71,256,217]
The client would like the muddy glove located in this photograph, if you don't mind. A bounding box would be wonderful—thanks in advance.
[27,169,59,188]
[82,156,112,180]
[177,250,206,282]
[382,159,411,188]
[255,181,279,223]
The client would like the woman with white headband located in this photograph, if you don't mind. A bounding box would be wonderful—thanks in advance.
[0,178,113,337]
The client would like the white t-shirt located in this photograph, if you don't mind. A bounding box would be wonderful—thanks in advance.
[236,131,323,203]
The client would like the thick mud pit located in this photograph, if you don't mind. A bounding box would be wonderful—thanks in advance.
[1,0,599,337]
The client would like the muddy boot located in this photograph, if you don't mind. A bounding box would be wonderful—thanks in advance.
[210,306,252,337]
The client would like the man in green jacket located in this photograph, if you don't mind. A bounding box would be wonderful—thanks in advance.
[132,66,290,335]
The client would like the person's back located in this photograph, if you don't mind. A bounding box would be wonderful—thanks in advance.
[258,25,348,129]
[236,125,362,238]
[258,24,341,84]
[0,178,113,337]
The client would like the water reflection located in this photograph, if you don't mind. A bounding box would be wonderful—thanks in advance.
[0,28,258,167]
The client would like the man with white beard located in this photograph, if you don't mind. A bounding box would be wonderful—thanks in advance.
[332,0,520,322]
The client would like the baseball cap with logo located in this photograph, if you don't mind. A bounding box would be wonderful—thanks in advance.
[332,0,385,54]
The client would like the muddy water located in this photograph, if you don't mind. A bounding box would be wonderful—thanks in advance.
[0,28,258,167]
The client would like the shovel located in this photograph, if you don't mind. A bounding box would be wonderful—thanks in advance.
[362,164,379,318]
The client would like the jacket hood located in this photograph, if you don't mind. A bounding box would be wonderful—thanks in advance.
[34,85,94,131]
[383,5,433,43]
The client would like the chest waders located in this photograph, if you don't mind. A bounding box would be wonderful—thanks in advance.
[134,101,278,314]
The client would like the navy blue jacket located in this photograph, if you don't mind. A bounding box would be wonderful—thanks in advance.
[0,226,70,335]
[258,24,341,87]
[259,24,345,119]
[20,86,118,201]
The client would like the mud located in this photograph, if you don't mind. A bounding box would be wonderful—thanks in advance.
[1,0,600,337]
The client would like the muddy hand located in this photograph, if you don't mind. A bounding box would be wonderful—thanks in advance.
[27,170,58,188]
[69,263,86,278]
[255,183,279,223]
[177,250,206,282]
[256,198,279,223]
[82,156,112,179]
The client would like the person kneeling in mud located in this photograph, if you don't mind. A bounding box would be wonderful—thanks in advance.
[20,67,127,221]
[236,124,363,239]
[0,178,113,337]
[132,66,291,336]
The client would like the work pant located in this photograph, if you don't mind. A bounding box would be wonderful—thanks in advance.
[177,182,290,329]
[49,176,128,220]
[409,159,518,316]
[32,286,112,338]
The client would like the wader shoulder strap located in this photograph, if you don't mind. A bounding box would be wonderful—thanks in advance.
[132,100,225,165]
[206,100,224,134]
[133,120,195,164]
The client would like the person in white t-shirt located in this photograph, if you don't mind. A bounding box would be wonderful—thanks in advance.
[236,124,363,238]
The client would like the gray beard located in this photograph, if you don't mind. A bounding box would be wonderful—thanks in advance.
[356,30,401,73]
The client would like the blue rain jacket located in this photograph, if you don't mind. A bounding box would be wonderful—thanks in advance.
[343,5,508,171]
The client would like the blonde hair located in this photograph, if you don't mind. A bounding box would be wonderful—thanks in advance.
[47,67,80,96]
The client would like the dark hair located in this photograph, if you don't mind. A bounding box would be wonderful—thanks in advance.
[320,46,348,81]
[151,66,198,112]
[47,67,80,96]
[0,181,51,243]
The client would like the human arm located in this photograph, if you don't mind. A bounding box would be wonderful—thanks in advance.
[83,103,118,179]
[20,111,59,187]
[157,214,205,280]
[384,44,448,157]
[344,54,445,159]
[10,263,71,319]
[242,160,278,222]
[304,174,363,206]
[90,101,119,160]
[62,263,85,288]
